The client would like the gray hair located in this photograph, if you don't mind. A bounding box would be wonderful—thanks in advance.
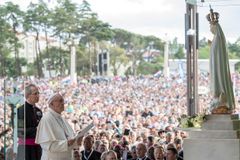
[25,84,37,98]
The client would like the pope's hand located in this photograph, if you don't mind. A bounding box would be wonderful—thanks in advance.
[67,139,76,146]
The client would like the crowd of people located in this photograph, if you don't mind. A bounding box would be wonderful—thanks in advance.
[1,72,240,160]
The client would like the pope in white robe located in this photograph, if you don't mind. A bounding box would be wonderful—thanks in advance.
[35,93,82,160]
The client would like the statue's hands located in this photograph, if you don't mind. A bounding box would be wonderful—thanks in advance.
[208,39,212,46]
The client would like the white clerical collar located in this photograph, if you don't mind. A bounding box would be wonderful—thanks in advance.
[49,108,61,118]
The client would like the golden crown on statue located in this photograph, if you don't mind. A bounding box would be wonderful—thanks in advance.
[206,8,219,24]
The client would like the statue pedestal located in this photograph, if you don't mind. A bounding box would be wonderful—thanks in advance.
[183,115,240,160]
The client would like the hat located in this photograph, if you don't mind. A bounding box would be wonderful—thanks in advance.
[48,93,61,105]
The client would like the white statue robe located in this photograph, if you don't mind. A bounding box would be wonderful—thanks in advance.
[35,108,77,160]
[210,23,235,110]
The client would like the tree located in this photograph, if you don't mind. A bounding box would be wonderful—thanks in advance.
[109,45,129,75]
[52,0,84,75]
[35,0,52,77]
[5,56,27,77]
[128,35,145,75]
[199,37,208,48]
[174,45,185,59]
[139,54,163,75]
[76,44,89,76]
[144,35,164,51]
[52,0,81,40]
[112,29,132,47]
[80,15,113,75]
[4,2,24,76]
[24,2,48,77]
[137,61,163,75]
[41,46,69,75]
[228,38,240,58]
[198,46,210,59]
[0,6,16,77]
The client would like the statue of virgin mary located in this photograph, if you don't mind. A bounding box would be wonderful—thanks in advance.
[206,8,235,113]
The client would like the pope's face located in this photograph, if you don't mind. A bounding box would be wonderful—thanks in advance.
[52,95,65,114]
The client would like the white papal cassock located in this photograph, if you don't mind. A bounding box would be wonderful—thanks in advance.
[35,108,77,160]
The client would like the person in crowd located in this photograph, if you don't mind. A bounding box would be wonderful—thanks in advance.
[141,108,153,118]
[153,145,165,160]
[146,146,155,160]
[174,138,183,160]
[166,144,175,150]
[136,143,151,160]
[35,93,83,160]
[17,84,43,160]
[166,148,178,160]
[109,139,118,150]
[101,150,118,160]
[94,140,102,150]
[164,133,174,146]
[157,130,166,140]
[98,143,108,154]
[128,145,137,160]
[147,136,155,148]
[113,145,123,160]
[81,135,101,160]
[180,131,187,139]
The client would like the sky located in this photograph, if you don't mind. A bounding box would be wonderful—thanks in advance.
[1,0,240,43]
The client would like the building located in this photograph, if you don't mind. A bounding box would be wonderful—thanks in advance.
[17,33,61,63]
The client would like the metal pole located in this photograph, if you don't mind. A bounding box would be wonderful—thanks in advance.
[13,105,17,154]
[193,5,199,114]
[186,3,192,116]
[3,79,6,160]
[185,1,199,116]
